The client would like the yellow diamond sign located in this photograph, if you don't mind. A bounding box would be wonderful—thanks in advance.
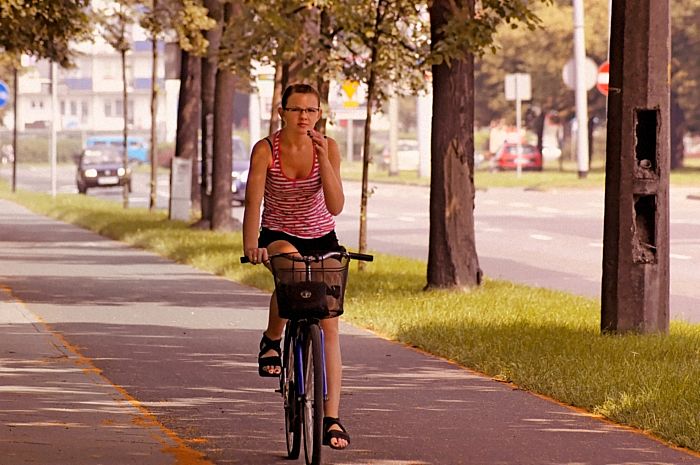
[342,80,360,108]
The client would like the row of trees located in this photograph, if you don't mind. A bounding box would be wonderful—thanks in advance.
[1,0,575,290]
[170,0,551,287]
[46,0,547,288]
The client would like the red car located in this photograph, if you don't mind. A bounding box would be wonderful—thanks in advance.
[494,143,543,171]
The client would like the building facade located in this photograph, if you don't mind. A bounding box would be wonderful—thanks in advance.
[15,37,172,140]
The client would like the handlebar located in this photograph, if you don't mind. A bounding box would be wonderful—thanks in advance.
[240,250,373,264]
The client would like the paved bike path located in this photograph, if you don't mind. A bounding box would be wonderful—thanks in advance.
[1,198,699,465]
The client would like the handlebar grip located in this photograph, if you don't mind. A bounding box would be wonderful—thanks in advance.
[348,252,374,262]
[240,256,250,264]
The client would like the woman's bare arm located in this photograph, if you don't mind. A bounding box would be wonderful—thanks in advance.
[242,140,272,263]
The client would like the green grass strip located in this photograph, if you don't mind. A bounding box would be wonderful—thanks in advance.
[2,182,699,453]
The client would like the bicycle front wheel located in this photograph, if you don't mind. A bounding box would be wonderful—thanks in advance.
[283,325,301,459]
[303,324,324,465]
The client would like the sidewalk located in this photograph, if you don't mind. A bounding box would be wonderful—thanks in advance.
[1,198,699,465]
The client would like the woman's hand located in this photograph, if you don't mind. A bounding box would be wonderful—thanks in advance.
[308,129,329,162]
[245,247,269,265]
[308,131,344,215]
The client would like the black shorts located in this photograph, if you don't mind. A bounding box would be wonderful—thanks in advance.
[258,228,344,256]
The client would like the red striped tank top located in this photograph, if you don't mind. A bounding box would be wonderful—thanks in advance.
[261,131,336,239]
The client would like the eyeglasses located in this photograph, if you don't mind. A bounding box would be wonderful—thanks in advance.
[284,107,320,115]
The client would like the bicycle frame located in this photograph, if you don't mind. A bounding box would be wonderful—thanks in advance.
[241,249,373,464]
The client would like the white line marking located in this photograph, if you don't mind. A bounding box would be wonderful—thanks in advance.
[530,234,553,241]
[670,253,692,260]
[397,216,416,222]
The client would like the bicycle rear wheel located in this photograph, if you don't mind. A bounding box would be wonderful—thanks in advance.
[283,325,301,459]
[303,324,324,465]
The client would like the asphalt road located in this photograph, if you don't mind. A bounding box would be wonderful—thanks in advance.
[3,164,700,322]
[3,199,700,464]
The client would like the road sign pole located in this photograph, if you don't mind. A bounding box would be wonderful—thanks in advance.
[50,62,58,197]
[388,95,399,176]
[346,117,353,162]
[12,68,18,192]
[515,76,522,178]
[505,73,531,178]
[573,0,590,178]
[417,89,432,179]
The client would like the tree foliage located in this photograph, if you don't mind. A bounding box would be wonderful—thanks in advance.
[334,0,430,104]
[171,0,216,55]
[671,0,700,134]
[97,0,136,54]
[472,0,607,128]
[219,0,329,90]
[0,0,92,67]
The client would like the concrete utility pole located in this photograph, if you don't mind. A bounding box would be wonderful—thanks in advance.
[601,0,671,333]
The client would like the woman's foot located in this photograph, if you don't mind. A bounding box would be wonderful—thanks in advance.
[323,417,350,450]
[257,333,281,377]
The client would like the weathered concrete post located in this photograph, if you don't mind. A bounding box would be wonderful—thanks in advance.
[601,0,671,333]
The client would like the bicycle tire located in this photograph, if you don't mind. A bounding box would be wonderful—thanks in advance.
[303,324,324,465]
[283,324,301,459]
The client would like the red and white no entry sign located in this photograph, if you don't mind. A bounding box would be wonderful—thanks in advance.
[597,61,610,96]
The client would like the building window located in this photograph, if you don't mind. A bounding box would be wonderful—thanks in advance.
[105,101,112,117]
[81,101,88,118]
[70,101,77,116]
[60,101,65,115]
[115,99,123,116]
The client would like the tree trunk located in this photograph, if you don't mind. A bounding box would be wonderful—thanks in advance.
[316,9,332,134]
[670,90,685,170]
[149,28,158,212]
[211,2,237,231]
[316,72,330,133]
[268,61,283,135]
[174,48,201,207]
[196,0,223,227]
[426,0,481,289]
[357,70,376,270]
[121,49,129,209]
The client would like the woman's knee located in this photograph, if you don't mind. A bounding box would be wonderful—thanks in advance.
[267,240,298,256]
[321,318,340,338]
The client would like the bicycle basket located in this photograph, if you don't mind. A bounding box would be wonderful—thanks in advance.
[270,254,350,320]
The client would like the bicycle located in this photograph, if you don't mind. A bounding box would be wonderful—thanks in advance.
[242,249,373,465]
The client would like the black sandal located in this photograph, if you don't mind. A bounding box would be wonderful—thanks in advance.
[258,333,282,377]
[323,417,350,450]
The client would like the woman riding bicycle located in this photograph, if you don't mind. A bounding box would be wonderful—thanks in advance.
[242,83,350,450]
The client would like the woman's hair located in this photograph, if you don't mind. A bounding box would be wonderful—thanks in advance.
[281,83,321,109]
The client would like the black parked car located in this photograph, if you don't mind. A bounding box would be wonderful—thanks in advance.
[76,148,131,194]
[231,137,250,205]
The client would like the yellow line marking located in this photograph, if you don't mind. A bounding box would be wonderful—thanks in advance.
[1,285,215,465]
